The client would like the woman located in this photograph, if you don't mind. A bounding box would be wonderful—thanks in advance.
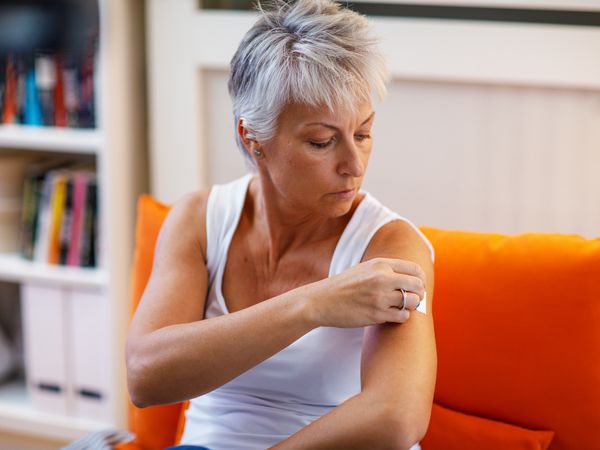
[126,1,436,449]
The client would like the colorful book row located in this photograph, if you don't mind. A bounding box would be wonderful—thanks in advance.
[0,52,95,129]
[20,162,98,268]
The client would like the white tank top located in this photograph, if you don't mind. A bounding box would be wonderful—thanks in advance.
[180,174,434,449]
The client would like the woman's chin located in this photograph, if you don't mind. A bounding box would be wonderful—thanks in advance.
[322,197,356,217]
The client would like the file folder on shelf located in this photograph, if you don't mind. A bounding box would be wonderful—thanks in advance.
[21,282,70,415]
[66,286,112,422]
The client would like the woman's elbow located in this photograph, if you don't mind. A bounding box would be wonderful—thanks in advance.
[127,377,152,408]
[129,387,150,409]
[386,406,430,450]
[125,341,155,408]
[396,417,428,450]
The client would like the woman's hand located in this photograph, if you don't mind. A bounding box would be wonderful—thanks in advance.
[303,257,426,328]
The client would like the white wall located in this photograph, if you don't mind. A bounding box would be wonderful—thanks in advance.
[201,70,600,237]
[148,0,600,237]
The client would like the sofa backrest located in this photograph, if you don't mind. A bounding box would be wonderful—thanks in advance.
[122,196,600,450]
[420,227,600,450]
[120,195,183,450]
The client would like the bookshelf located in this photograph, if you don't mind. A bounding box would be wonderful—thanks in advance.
[0,125,102,155]
[0,379,108,442]
[0,253,107,289]
[0,0,147,446]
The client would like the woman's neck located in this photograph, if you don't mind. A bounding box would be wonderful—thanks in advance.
[247,175,358,266]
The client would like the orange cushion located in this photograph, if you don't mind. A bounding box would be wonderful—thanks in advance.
[421,403,554,450]
[420,228,600,450]
[174,400,190,444]
[117,195,183,450]
[121,195,600,449]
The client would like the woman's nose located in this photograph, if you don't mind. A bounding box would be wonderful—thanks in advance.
[338,141,365,178]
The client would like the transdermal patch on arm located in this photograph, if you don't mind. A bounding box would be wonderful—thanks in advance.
[416,292,427,314]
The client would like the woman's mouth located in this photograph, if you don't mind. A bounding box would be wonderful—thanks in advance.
[329,188,356,199]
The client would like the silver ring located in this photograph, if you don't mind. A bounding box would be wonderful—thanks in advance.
[399,288,407,310]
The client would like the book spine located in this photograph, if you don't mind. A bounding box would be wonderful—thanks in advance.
[80,177,97,268]
[1,55,17,124]
[79,32,97,129]
[47,173,67,265]
[63,61,79,128]
[67,172,88,267]
[29,175,45,260]
[58,176,74,265]
[0,57,5,113]
[35,54,57,127]
[16,56,28,124]
[24,66,43,126]
[20,175,34,260]
[53,56,67,127]
[33,172,55,263]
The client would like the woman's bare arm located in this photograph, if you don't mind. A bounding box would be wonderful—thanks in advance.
[125,191,317,407]
[270,221,435,450]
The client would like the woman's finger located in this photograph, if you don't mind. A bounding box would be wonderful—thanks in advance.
[386,307,410,323]
[378,257,426,281]
[393,290,420,310]
[390,274,425,299]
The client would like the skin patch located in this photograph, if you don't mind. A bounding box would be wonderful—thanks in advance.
[416,293,427,314]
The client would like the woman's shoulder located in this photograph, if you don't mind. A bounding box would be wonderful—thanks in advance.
[365,219,427,255]
[168,173,251,260]
[171,188,211,221]
[357,192,435,264]
[165,188,211,261]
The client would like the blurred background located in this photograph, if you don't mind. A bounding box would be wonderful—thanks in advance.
[0,0,598,448]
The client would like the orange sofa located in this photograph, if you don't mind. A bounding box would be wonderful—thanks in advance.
[119,195,600,450]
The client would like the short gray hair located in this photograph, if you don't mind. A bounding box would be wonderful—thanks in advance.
[228,0,389,169]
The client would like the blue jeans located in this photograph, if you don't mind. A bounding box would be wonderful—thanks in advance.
[165,447,211,450]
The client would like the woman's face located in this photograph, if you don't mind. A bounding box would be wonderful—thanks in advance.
[256,101,375,218]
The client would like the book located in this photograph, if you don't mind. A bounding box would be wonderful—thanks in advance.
[53,56,67,127]
[33,172,56,264]
[0,58,5,117]
[20,175,38,261]
[79,175,97,268]
[1,55,17,124]
[24,66,43,126]
[58,177,73,265]
[47,172,67,265]
[77,52,95,129]
[35,54,56,126]
[62,59,79,128]
[16,57,28,124]
[66,171,89,267]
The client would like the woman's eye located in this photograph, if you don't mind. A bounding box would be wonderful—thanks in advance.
[355,134,371,142]
[309,139,334,149]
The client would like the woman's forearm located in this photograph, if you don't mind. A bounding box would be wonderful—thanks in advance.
[127,285,317,407]
[269,392,418,450]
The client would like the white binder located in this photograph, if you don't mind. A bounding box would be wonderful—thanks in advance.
[66,286,112,422]
[21,282,70,415]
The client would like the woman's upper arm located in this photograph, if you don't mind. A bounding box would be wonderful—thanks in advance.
[358,220,436,435]
[127,189,210,343]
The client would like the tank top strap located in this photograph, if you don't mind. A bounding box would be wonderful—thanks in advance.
[205,174,253,286]
[329,191,435,278]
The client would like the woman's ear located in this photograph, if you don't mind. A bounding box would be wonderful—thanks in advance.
[237,118,261,157]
